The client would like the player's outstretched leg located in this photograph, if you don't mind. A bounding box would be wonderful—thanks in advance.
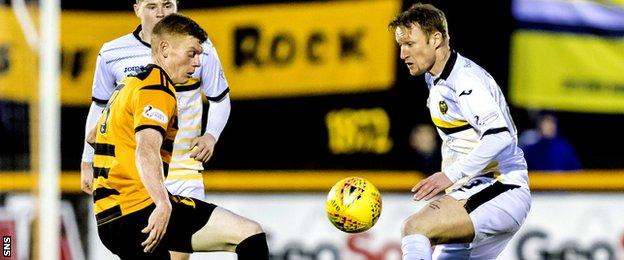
[191,206,269,259]
[169,251,190,260]
[401,196,474,260]
[234,232,269,259]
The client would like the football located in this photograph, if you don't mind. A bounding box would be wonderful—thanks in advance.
[325,177,382,233]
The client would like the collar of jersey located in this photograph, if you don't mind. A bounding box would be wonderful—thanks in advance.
[433,50,458,85]
[133,25,152,48]
[142,64,175,87]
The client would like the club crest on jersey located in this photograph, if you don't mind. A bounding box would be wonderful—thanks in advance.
[142,105,167,124]
[439,101,448,114]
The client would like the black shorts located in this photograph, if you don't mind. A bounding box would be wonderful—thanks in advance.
[97,194,217,259]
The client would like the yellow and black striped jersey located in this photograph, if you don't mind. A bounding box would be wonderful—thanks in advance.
[90,26,230,190]
[92,64,178,226]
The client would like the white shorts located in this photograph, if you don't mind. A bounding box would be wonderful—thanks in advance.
[433,176,531,260]
[165,178,206,201]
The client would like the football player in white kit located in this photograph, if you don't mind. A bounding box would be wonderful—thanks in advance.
[390,3,531,260]
[79,1,267,259]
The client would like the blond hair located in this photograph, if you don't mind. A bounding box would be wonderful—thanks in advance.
[389,3,449,41]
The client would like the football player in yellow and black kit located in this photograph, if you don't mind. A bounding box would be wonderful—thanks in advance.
[90,14,268,259]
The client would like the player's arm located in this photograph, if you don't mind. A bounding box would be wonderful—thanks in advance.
[412,77,511,201]
[190,43,231,162]
[80,102,105,194]
[81,51,115,195]
[135,127,171,252]
[190,94,230,162]
[206,93,231,142]
[136,128,169,204]
[443,131,512,183]
[132,83,177,252]
[413,132,512,201]
[443,78,512,183]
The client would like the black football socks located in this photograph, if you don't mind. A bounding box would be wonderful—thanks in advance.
[235,232,269,260]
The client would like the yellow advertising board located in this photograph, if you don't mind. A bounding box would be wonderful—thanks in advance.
[3,170,624,192]
[510,31,624,113]
[0,7,38,103]
[0,0,399,105]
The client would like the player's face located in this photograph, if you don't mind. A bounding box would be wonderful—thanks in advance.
[134,0,178,33]
[395,24,436,76]
[165,35,203,84]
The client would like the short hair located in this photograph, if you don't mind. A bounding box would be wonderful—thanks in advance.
[388,3,449,41]
[136,0,179,4]
[152,13,207,44]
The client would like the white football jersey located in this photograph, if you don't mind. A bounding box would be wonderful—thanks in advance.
[424,51,528,187]
[92,26,230,180]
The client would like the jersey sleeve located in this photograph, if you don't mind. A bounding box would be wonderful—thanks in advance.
[199,43,230,101]
[443,74,513,182]
[131,86,177,136]
[91,50,117,104]
[454,74,509,137]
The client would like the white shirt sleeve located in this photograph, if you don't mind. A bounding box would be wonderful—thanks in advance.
[443,75,512,182]
[198,41,230,141]
[91,50,116,104]
[204,94,231,141]
[199,42,230,101]
[444,131,512,182]
[454,75,508,134]
[81,102,105,162]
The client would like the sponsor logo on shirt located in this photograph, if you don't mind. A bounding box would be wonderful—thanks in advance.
[459,89,473,97]
[475,111,499,126]
[143,105,168,124]
[124,65,146,75]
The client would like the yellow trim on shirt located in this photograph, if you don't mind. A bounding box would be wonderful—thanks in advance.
[174,137,194,144]
[431,117,470,128]
[180,111,202,121]
[178,125,202,132]
[171,158,201,165]
[166,174,203,181]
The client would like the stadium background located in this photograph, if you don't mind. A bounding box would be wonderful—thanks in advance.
[1,0,623,259]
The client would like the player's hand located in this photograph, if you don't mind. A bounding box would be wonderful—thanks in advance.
[411,171,453,201]
[141,201,172,253]
[80,161,94,195]
[189,134,216,163]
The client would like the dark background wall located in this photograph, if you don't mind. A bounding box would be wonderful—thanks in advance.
[2,0,622,172]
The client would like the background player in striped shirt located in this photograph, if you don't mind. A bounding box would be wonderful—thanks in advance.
[80,1,266,259]
[390,3,531,260]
